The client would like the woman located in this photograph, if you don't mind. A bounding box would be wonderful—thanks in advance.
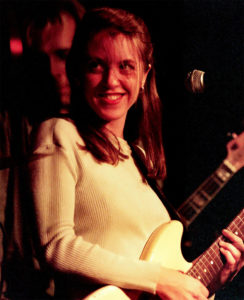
[28,7,244,299]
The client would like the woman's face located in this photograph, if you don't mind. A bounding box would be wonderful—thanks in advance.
[83,29,149,137]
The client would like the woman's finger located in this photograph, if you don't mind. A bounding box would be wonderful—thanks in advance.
[222,229,244,252]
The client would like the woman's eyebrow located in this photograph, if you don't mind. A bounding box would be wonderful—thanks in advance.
[121,59,136,65]
[86,56,104,63]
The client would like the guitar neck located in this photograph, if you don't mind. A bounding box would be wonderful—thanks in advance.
[177,160,237,228]
[187,208,244,295]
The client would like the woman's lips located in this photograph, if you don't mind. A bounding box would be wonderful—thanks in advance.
[98,93,124,105]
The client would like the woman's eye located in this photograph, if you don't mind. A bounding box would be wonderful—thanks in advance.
[87,61,104,73]
[119,62,135,74]
[120,62,135,71]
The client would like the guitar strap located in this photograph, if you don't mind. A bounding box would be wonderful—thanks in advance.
[130,144,183,223]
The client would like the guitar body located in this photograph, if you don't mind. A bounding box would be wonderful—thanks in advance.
[85,220,219,299]
[83,285,131,300]
[140,220,192,272]
[85,221,192,300]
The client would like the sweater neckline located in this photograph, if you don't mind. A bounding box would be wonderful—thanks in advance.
[117,137,131,155]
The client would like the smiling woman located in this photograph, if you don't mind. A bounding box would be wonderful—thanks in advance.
[83,29,150,137]
[27,6,244,300]
[67,7,165,173]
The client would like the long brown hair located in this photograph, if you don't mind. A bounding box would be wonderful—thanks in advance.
[67,7,166,180]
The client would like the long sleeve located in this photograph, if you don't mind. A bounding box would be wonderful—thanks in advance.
[28,118,170,297]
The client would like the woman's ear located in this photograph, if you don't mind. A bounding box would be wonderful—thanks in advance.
[141,64,151,89]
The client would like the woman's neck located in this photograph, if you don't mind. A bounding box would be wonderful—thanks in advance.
[103,117,126,139]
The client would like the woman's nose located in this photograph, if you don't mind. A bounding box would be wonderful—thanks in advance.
[103,68,119,87]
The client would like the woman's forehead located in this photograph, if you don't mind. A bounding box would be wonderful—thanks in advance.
[87,29,142,62]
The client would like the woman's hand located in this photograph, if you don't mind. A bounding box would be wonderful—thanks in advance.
[156,267,209,300]
[207,229,244,295]
[217,229,244,285]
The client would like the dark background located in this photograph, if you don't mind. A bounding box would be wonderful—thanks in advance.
[1,0,244,298]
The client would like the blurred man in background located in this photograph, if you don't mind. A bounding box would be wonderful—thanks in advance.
[0,1,85,298]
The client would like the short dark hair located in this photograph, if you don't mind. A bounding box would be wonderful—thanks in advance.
[25,0,85,47]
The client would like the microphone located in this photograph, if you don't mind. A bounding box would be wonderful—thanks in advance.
[185,69,205,93]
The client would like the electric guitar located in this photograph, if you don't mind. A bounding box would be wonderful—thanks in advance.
[85,209,244,299]
[85,132,244,299]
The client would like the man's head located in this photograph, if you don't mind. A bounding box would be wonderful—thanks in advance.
[25,0,85,114]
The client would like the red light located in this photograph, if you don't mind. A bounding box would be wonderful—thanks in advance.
[10,37,23,56]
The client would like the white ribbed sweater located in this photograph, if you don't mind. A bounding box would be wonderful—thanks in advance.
[28,118,170,298]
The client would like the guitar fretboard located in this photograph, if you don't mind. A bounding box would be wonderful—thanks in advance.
[187,209,244,295]
[177,160,236,227]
